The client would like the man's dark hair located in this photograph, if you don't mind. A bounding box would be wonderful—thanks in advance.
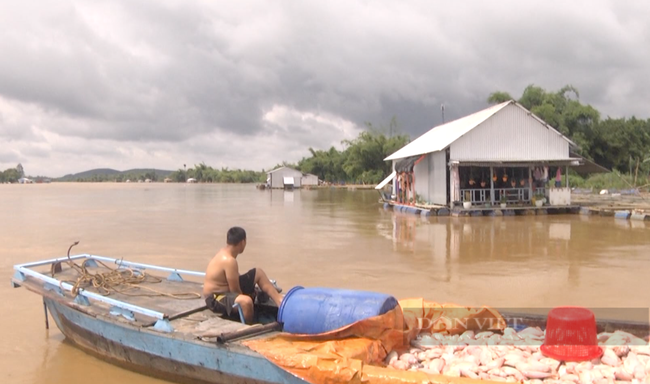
[227,227,246,245]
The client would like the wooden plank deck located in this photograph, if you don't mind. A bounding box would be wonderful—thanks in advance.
[51,263,206,317]
[31,261,256,340]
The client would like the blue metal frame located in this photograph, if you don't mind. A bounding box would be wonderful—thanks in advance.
[13,254,209,321]
[11,270,25,288]
[233,303,246,324]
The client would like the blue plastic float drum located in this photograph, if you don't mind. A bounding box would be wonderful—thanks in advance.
[277,286,399,334]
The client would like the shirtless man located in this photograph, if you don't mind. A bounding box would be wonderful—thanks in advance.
[203,227,282,324]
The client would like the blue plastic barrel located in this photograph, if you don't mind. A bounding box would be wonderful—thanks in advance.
[277,286,399,334]
[615,211,631,219]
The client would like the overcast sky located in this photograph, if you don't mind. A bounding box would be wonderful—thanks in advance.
[1,0,649,177]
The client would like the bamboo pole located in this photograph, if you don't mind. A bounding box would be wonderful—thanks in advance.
[216,321,282,343]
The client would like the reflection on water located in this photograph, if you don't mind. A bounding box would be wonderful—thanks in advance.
[1,184,649,384]
[381,208,578,263]
[376,204,649,315]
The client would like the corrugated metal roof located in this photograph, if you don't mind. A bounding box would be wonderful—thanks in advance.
[569,151,610,175]
[385,101,512,161]
[384,100,576,161]
[268,166,301,174]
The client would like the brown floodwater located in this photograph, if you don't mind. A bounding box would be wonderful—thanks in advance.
[1,183,649,383]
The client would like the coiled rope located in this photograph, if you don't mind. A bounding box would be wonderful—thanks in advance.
[56,241,200,300]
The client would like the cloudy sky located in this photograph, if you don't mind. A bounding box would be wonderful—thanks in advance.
[1,0,649,177]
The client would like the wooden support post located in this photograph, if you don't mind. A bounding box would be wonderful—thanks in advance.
[490,167,495,204]
[411,172,415,206]
[397,172,404,203]
[528,167,533,203]
[566,166,569,188]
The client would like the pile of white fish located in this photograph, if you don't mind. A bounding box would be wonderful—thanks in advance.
[385,328,650,383]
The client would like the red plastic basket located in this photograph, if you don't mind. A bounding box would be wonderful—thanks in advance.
[540,306,603,361]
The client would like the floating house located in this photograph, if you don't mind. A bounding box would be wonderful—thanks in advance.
[266,167,304,189]
[380,100,605,209]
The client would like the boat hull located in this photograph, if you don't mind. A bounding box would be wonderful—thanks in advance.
[44,298,305,384]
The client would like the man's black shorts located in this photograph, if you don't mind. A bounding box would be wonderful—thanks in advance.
[205,268,257,318]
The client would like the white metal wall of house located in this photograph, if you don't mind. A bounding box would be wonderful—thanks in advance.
[413,156,429,201]
[302,175,318,186]
[450,103,570,161]
[429,151,448,205]
[271,173,283,189]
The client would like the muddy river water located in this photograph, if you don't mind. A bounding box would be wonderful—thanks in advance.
[1,183,648,383]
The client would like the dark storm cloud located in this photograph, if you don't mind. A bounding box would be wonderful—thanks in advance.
[1,0,650,176]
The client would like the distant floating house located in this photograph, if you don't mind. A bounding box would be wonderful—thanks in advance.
[266,167,303,189]
[163,178,172,183]
[301,173,319,186]
[380,100,607,208]
[18,178,33,184]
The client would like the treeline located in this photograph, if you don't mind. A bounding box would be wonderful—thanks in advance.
[168,164,266,183]
[294,120,410,184]
[0,164,25,183]
[489,85,650,186]
[69,171,165,183]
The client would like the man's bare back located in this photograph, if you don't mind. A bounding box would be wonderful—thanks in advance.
[203,247,239,297]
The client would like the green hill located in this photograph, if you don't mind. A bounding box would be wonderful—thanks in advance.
[58,168,120,180]
[57,168,173,182]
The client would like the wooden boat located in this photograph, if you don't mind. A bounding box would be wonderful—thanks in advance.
[11,252,308,384]
[12,253,650,384]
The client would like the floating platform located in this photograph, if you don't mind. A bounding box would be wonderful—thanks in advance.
[383,200,580,217]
